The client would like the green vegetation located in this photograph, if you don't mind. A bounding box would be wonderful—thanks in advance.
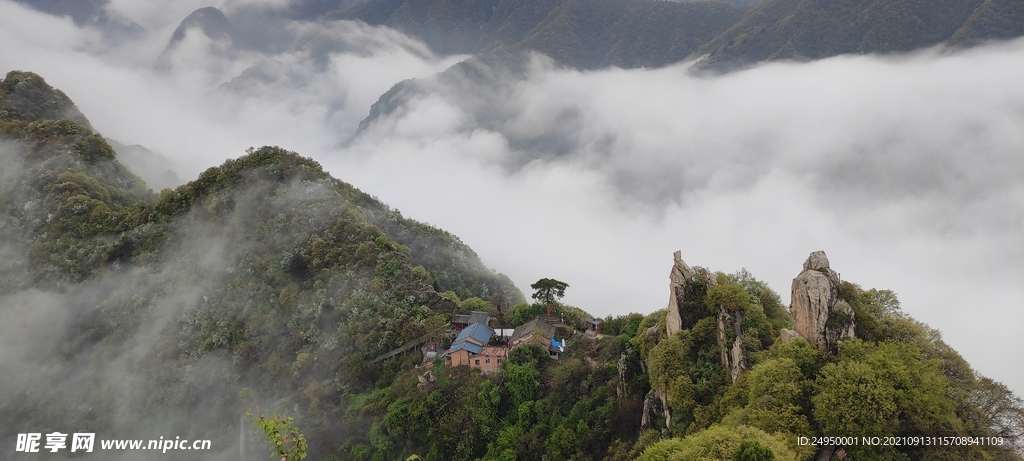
[633,276,1023,461]
[638,426,797,461]
[1,71,1022,461]
[531,277,569,305]
[341,0,1023,73]
[358,339,638,461]
[345,267,1023,461]
[694,0,1024,71]
[342,0,746,70]
[0,71,521,460]
[947,0,1024,47]
[250,410,308,461]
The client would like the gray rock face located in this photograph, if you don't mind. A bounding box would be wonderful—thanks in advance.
[790,251,853,352]
[829,299,857,345]
[645,324,661,342]
[779,329,802,344]
[666,251,695,337]
[641,388,665,429]
[660,392,671,428]
[617,353,627,398]
[416,371,436,393]
[716,306,747,382]
[804,250,831,271]
[730,337,748,381]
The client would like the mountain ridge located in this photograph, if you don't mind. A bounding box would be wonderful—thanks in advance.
[2,71,1023,461]
[325,0,1024,71]
[0,70,524,459]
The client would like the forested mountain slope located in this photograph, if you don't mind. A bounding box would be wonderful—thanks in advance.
[141,0,1024,78]
[695,0,1024,70]
[331,0,1024,71]
[0,70,520,460]
[337,0,746,69]
[1,71,1022,461]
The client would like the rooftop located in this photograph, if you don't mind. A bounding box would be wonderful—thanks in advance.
[453,311,492,325]
[449,341,483,355]
[454,322,494,346]
[510,317,556,344]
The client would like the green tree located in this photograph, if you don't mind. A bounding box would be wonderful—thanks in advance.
[730,269,791,332]
[460,297,494,313]
[530,278,569,305]
[471,380,502,439]
[705,282,752,314]
[648,334,684,393]
[774,337,825,380]
[745,359,812,437]
[861,288,901,317]
[507,302,537,326]
[248,410,308,461]
[865,342,956,431]
[505,361,540,410]
[968,376,1024,454]
[546,425,578,461]
[733,440,775,461]
[669,375,697,420]
[638,426,797,461]
[813,360,898,437]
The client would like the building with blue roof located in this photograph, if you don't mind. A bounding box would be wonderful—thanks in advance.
[448,322,506,371]
[455,322,494,346]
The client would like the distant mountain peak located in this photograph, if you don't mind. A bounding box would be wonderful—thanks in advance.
[168,6,235,44]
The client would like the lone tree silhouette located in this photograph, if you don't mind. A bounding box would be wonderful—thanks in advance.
[531,278,568,305]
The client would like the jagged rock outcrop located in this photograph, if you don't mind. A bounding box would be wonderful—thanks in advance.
[416,370,437,393]
[829,300,857,345]
[659,392,671,428]
[730,336,748,381]
[617,353,627,398]
[779,329,802,344]
[666,250,696,336]
[644,324,661,342]
[790,251,855,352]
[640,388,671,429]
[716,307,748,382]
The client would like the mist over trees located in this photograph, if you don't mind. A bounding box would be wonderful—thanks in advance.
[2,70,1022,460]
[1,0,1023,459]
[0,71,523,459]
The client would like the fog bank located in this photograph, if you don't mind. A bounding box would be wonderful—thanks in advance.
[1,0,1021,399]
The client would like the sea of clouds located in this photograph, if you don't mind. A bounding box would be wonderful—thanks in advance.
[1,0,1021,399]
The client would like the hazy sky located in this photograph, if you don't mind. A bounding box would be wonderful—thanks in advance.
[1,0,1021,400]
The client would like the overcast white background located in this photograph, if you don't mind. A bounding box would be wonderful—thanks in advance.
[1,0,1021,398]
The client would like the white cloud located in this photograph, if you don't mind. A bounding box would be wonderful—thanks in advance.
[339,43,1024,398]
[2,0,1022,400]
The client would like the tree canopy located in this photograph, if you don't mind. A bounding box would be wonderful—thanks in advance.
[530,278,569,305]
[3,71,1022,461]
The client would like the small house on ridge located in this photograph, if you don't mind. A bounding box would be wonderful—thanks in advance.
[447,322,506,371]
